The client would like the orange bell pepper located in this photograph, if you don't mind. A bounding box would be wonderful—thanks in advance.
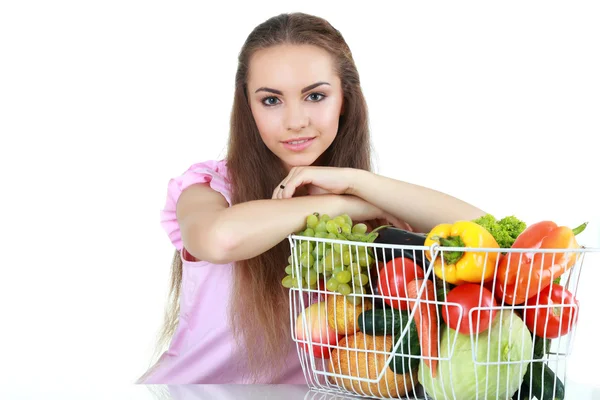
[495,221,586,305]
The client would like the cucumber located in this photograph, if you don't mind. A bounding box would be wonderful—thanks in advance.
[356,308,421,374]
[533,336,551,359]
[524,362,565,400]
[518,335,565,400]
[357,308,404,336]
[389,313,420,374]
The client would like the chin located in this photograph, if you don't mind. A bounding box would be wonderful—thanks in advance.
[282,153,321,168]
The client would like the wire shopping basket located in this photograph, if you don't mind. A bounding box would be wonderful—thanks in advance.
[285,216,597,400]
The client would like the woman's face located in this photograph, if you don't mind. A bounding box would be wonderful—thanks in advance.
[247,44,344,171]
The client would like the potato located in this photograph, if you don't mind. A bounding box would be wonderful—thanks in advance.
[328,332,418,398]
[326,293,372,335]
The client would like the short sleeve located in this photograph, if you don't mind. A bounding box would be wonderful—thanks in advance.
[159,160,231,250]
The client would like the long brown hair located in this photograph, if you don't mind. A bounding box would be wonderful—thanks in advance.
[152,12,373,382]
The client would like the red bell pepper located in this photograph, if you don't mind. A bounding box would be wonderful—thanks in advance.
[523,283,579,339]
[494,221,586,305]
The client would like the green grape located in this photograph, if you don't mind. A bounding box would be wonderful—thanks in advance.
[320,214,331,222]
[317,241,328,254]
[300,253,315,268]
[281,275,294,288]
[304,269,318,285]
[341,223,352,235]
[306,214,319,230]
[326,232,337,240]
[285,265,293,275]
[326,220,340,234]
[335,270,352,284]
[353,285,366,296]
[342,250,352,266]
[342,214,353,227]
[324,248,334,259]
[345,294,361,306]
[352,223,368,235]
[314,231,328,239]
[311,248,319,259]
[333,216,346,226]
[336,234,346,241]
[358,252,372,267]
[332,243,349,254]
[315,221,328,233]
[332,266,344,276]
[346,287,365,304]
[303,228,315,237]
[323,256,335,272]
[300,241,314,254]
[349,262,362,275]
[314,258,326,274]
[337,283,352,296]
[288,254,294,265]
[354,273,369,286]
[326,277,340,291]
[296,277,307,289]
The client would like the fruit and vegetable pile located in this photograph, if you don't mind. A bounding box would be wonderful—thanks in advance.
[285,213,588,400]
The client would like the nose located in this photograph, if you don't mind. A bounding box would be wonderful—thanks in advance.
[285,103,309,131]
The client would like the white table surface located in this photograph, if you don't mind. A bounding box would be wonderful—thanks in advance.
[1,382,599,400]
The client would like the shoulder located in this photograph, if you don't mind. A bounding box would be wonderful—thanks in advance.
[160,159,231,250]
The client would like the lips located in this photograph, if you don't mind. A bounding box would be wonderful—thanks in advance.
[281,137,316,152]
[282,137,315,144]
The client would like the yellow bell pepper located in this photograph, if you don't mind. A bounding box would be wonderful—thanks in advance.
[424,221,500,284]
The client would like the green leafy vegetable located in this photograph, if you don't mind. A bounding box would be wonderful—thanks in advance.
[419,310,532,400]
[472,214,527,248]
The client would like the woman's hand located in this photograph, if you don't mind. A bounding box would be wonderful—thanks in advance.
[272,166,364,200]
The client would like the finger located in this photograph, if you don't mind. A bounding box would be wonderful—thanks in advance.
[273,167,297,199]
[280,167,305,199]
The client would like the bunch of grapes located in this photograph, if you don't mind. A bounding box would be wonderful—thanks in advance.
[281,213,380,299]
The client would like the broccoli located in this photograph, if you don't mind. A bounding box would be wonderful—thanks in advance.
[472,214,527,248]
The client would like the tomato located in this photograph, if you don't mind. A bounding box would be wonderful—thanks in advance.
[377,257,425,310]
[295,302,341,359]
[523,284,579,339]
[443,283,497,335]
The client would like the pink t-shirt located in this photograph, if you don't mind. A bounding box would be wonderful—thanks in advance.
[138,160,305,384]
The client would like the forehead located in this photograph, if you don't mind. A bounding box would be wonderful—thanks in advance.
[247,44,338,90]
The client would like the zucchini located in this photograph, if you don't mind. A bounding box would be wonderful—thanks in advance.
[357,308,404,336]
[389,314,420,374]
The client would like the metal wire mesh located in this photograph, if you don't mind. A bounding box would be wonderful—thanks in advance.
[287,234,594,400]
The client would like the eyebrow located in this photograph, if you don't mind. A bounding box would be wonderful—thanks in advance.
[254,81,330,95]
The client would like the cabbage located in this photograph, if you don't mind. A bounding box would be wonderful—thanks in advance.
[418,310,532,400]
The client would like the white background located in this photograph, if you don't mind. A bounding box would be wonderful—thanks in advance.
[1,0,599,398]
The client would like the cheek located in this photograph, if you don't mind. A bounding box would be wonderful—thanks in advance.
[311,101,342,135]
[252,107,281,141]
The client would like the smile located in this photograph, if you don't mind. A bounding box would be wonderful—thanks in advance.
[281,137,316,152]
